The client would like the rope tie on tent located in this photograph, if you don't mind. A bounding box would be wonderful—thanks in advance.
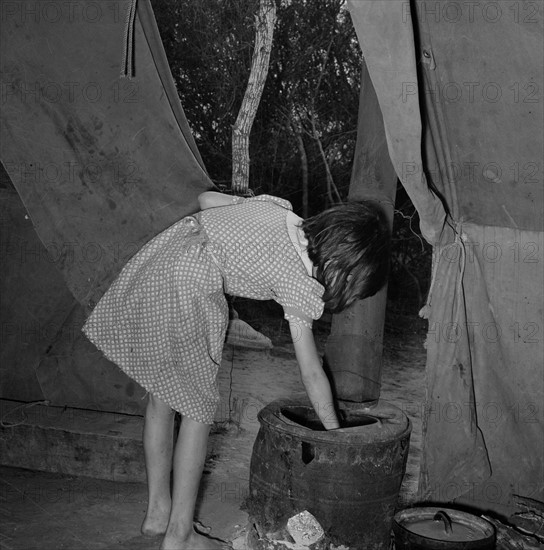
[419,220,467,321]
[419,247,439,319]
[0,400,50,429]
[420,220,467,351]
[453,224,467,322]
[121,0,138,78]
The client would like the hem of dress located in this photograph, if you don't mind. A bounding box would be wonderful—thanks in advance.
[128,377,217,426]
[81,325,218,425]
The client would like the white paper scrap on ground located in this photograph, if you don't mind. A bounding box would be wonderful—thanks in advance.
[286,511,325,546]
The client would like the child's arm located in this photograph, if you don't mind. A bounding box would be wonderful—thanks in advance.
[198,191,243,210]
[289,321,340,430]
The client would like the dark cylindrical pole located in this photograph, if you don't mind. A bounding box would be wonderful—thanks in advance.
[325,59,397,403]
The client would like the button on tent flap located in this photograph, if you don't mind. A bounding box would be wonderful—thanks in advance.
[0,0,213,308]
[347,0,544,514]
[0,0,212,413]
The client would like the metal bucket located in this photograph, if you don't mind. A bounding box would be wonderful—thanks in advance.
[393,507,496,549]
[248,398,411,549]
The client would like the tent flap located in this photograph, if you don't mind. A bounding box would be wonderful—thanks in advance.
[347,0,448,244]
[0,0,213,307]
[0,0,213,411]
[348,0,544,515]
[420,224,544,513]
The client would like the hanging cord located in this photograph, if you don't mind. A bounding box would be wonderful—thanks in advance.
[0,400,50,429]
[419,218,466,320]
[419,245,440,320]
[419,220,467,356]
[444,219,468,324]
[227,345,237,425]
[121,0,138,78]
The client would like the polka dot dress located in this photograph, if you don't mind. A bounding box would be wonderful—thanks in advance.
[83,195,324,423]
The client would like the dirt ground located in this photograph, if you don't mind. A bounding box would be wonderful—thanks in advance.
[209,303,428,545]
[0,306,427,549]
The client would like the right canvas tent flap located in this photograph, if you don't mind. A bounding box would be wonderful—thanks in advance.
[348,0,544,515]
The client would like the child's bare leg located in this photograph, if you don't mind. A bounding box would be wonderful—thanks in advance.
[161,416,228,550]
[141,393,175,537]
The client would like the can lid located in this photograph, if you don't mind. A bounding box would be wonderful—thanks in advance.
[393,507,496,546]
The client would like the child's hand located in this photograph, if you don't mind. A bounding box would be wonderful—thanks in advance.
[289,319,340,431]
[321,415,341,430]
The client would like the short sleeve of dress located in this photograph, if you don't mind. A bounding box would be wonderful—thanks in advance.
[244,194,293,211]
[276,274,325,330]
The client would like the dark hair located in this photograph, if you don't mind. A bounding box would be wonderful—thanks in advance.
[301,200,390,313]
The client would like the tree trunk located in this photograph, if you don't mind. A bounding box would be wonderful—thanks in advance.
[307,37,342,206]
[231,0,276,194]
[292,120,309,218]
[310,110,342,206]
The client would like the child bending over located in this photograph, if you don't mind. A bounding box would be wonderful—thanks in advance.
[83,192,390,550]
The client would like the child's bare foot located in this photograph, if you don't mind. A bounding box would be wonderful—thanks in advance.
[160,530,231,550]
[141,502,171,537]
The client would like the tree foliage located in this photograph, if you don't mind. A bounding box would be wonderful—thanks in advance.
[151,0,360,214]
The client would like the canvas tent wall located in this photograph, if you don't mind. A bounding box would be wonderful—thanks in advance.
[347,0,543,516]
[1,0,542,521]
[0,0,212,413]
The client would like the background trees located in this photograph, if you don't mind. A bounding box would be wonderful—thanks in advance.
[152,0,359,210]
[151,0,431,314]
